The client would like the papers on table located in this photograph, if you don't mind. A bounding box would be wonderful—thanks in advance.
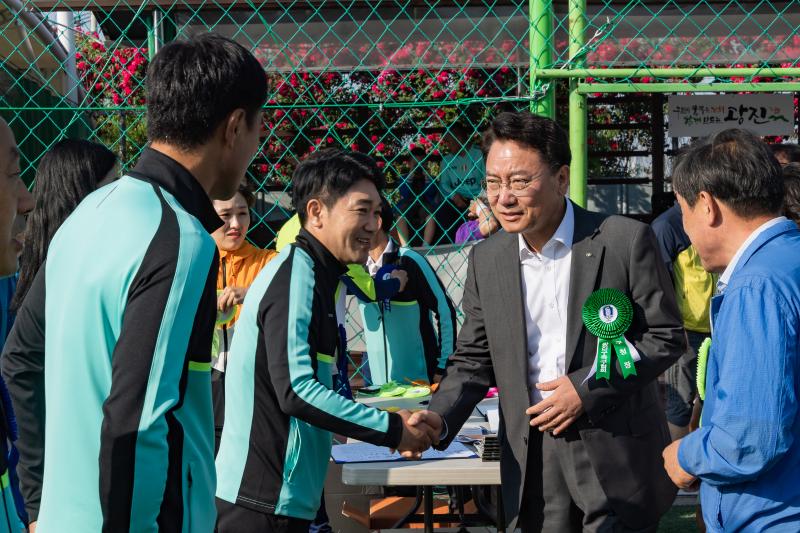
[331,441,478,464]
[485,409,500,433]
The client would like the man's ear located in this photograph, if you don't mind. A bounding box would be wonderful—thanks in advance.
[223,108,247,149]
[306,198,325,229]
[556,165,570,196]
[697,191,722,227]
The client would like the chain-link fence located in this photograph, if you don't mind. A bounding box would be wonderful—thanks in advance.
[3,0,800,381]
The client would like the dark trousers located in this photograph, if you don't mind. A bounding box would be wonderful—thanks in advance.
[517,430,658,533]
[665,329,707,426]
[216,498,311,533]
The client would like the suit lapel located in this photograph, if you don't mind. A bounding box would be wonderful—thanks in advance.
[565,205,605,372]
[493,232,530,398]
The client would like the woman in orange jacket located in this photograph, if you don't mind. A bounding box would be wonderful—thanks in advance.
[211,181,276,451]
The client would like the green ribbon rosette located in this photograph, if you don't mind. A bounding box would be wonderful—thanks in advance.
[582,288,637,380]
[696,338,712,402]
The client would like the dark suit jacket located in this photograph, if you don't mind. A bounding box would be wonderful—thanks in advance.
[429,203,685,529]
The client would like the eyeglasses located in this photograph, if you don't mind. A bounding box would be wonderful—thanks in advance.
[484,176,542,197]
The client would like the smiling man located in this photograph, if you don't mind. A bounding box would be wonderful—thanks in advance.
[0,119,33,276]
[214,149,438,533]
[409,111,684,532]
[0,116,33,532]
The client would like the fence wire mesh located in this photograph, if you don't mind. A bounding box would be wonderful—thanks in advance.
[2,0,799,383]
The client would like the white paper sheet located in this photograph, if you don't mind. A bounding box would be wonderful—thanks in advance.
[485,409,500,433]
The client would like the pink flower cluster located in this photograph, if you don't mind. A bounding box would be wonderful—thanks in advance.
[253,39,524,70]
[75,33,148,106]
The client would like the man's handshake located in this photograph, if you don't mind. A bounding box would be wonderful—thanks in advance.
[393,410,445,459]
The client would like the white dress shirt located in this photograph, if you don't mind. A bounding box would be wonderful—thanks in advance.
[519,199,574,404]
[366,239,395,277]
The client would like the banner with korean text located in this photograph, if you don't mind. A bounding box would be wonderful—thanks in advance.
[668,94,795,137]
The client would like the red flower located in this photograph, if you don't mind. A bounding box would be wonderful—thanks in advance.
[376,161,385,168]
[376,142,386,152]
[351,143,359,151]
[258,164,269,173]
[112,93,122,105]
[409,143,416,150]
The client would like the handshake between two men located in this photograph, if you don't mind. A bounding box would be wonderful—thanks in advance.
[392,410,445,458]
[391,375,586,458]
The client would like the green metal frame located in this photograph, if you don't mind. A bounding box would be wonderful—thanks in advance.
[530,0,554,118]
[530,32,800,207]
[567,0,587,207]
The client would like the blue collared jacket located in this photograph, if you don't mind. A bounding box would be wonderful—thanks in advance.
[678,219,800,532]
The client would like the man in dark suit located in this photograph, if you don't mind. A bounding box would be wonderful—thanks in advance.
[410,112,685,531]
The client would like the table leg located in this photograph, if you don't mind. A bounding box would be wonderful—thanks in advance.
[391,487,424,529]
[423,486,434,533]
[496,485,506,533]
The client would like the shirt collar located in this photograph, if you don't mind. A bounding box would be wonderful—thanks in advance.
[518,198,574,260]
[219,241,258,261]
[366,238,395,270]
[293,228,347,279]
[129,147,222,234]
[717,216,788,293]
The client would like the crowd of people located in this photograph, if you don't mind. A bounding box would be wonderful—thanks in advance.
[0,32,797,533]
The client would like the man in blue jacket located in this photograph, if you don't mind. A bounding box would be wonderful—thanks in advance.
[663,128,800,531]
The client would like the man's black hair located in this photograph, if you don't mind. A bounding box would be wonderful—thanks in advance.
[292,149,385,224]
[782,163,800,224]
[146,33,267,150]
[672,128,784,218]
[481,111,571,171]
[770,143,800,164]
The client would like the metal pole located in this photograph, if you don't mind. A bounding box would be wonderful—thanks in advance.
[423,486,433,533]
[530,0,555,118]
[54,11,79,105]
[535,67,800,78]
[577,82,800,93]
[568,0,587,207]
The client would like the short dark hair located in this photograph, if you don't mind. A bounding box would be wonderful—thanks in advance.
[770,143,800,164]
[146,34,267,150]
[236,180,255,208]
[481,112,570,171]
[672,128,784,218]
[291,149,385,225]
[379,197,394,233]
[783,163,800,224]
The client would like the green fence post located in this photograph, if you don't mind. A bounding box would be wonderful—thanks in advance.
[530,0,555,118]
[568,0,587,207]
[145,13,156,61]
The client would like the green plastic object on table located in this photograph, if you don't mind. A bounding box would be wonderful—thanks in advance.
[378,381,407,397]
